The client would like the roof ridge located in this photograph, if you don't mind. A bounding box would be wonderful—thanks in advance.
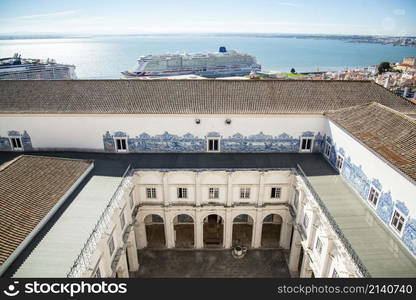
[371,102,416,124]
[21,154,94,164]
[0,155,24,172]
[324,102,375,115]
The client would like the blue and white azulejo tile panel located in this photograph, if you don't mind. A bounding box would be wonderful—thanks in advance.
[323,135,416,256]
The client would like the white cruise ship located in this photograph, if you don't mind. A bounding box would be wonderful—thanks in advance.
[122,47,261,78]
[0,53,77,80]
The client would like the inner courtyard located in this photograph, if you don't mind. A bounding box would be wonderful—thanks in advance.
[133,249,290,278]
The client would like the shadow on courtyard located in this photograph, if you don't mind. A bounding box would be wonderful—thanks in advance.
[132,249,290,278]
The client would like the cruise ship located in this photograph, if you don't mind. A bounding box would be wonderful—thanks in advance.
[122,47,261,78]
[0,53,77,80]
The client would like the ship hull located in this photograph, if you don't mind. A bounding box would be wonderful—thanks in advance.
[122,65,261,78]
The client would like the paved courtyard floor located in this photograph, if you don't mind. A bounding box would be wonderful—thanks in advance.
[132,249,290,278]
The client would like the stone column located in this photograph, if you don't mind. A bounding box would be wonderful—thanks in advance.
[280,217,293,250]
[257,172,265,207]
[164,211,175,248]
[224,209,233,248]
[252,209,263,248]
[126,229,139,272]
[226,172,233,207]
[194,210,204,248]
[116,250,130,278]
[134,221,147,249]
[195,171,201,207]
[318,239,333,277]
[299,253,313,278]
[288,228,302,273]
[162,172,170,206]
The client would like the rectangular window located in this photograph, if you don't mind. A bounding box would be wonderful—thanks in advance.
[207,139,219,151]
[146,188,156,199]
[10,137,23,150]
[270,187,282,198]
[336,155,344,170]
[177,187,188,199]
[115,138,127,152]
[240,187,251,199]
[315,237,323,254]
[300,137,313,152]
[302,214,309,229]
[293,190,299,211]
[368,187,380,207]
[391,210,405,233]
[108,235,115,256]
[129,194,134,208]
[324,143,331,158]
[120,209,126,230]
[209,187,219,199]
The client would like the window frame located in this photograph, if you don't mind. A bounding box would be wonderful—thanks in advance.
[367,186,380,208]
[299,137,314,152]
[208,187,219,199]
[108,235,115,257]
[324,142,331,158]
[302,214,309,230]
[114,137,128,152]
[270,187,282,199]
[335,154,344,171]
[9,136,23,151]
[146,187,157,199]
[177,187,188,199]
[390,209,406,235]
[239,187,251,199]
[119,209,126,230]
[315,237,323,255]
[207,138,220,152]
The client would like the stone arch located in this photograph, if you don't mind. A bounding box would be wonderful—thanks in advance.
[232,214,254,247]
[173,213,195,248]
[203,214,224,248]
[261,213,283,248]
[144,213,166,248]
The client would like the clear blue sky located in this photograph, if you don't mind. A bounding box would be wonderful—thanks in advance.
[0,0,415,35]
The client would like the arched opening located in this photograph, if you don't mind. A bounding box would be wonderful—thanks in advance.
[203,214,224,248]
[144,214,166,248]
[173,214,194,248]
[261,214,282,248]
[232,214,254,247]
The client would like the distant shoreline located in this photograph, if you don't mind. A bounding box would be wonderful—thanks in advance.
[0,33,415,47]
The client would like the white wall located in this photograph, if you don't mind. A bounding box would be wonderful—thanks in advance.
[325,120,416,256]
[0,114,326,152]
[133,170,293,206]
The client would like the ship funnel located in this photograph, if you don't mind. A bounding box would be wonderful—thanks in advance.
[219,46,227,53]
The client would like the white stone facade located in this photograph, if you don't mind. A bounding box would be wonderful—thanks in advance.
[77,169,365,278]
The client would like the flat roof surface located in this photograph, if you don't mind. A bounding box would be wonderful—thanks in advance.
[308,174,416,277]
[0,155,92,266]
[14,175,122,277]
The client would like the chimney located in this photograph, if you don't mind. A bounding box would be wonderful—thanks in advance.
[403,87,409,97]
[384,78,390,88]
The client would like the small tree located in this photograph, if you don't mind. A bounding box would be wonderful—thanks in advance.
[290,68,296,74]
[378,62,391,74]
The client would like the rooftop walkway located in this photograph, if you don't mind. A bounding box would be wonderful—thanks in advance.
[307,174,416,277]
[14,175,122,277]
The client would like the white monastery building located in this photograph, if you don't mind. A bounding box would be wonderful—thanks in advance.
[0,80,415,278]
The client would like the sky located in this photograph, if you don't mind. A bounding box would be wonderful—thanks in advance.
[0,0,415,36]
